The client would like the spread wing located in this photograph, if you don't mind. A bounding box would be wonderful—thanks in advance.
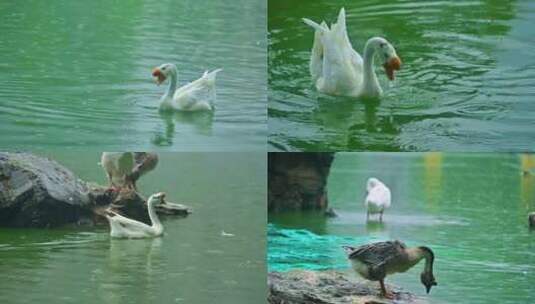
[117,152,134,175]
[130,152,159,182]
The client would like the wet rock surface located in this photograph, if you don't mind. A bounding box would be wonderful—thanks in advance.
[0,152,191,228]
[268,270,427,304]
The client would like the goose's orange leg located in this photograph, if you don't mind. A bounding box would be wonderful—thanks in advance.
[380,280,394,299]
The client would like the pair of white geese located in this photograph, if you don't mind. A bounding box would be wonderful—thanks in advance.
[154,7,401,112]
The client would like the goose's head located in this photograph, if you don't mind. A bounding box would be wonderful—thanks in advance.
[152,63,177,85]
[375,38,401,81]
[366,177,380,191]
[419,246,437,293]
[148,192,166,206]
[421,271,437,294]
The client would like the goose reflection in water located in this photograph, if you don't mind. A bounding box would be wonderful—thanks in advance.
[92,237,163,303]
[310,95,398,149]
[152,111,214,146]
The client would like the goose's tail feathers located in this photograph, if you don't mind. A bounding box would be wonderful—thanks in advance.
[202,69,222,84]
[303,18,328,33]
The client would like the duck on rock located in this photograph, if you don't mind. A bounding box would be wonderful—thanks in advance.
[343,240,437,299]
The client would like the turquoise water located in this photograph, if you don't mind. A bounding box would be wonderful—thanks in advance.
[0,0,266,151]
[268,0,535,151]
[0,152,266,304]
[269,152,535,303]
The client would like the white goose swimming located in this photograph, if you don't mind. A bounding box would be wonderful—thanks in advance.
[364,177,391,221]
[303,8,401,98]
[105,192,165,239]
[152,63,222,111]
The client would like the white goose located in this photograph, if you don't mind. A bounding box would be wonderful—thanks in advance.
[364,177,391,221]
[303,8,401,98]
[105,192,166,239]
[152,63,222,111]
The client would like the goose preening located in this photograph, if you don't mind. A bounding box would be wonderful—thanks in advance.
[365,177,391,222]
[105,192,166,238]
[130,152,159,189]
[100,152,158,190]
[303,8,401,98]
[100,152,135,190]
[342,240,437,299]
[152,63,222,111]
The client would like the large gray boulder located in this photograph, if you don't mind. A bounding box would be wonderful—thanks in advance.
[0,152,191,228]
[268,270,427,304]
[0,153,91,227]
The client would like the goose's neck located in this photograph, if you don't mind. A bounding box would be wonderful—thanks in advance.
[147,201,162,230]
[164,69,178,98]
[414,247,434,274]
[405,247,434,274]
[362,38,381,95]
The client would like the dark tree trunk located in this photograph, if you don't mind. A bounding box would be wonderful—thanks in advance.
[268,153,335,212]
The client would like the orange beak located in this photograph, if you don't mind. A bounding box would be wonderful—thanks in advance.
[383,56,401,81]
[152,68,166,85]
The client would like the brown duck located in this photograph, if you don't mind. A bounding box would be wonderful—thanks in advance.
[342,240,437,299]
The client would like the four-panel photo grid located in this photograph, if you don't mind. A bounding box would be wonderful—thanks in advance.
[1,0,534,303]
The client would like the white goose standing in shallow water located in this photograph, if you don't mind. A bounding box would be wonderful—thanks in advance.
[303,8,401,98]
[152,63,222,111]
[365,177,391,221]
[105,192,166,239]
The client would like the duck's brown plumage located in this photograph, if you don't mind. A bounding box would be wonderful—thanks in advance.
[343,240,437,298]
[343,240,407,280]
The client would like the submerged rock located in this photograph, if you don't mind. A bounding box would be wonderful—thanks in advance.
[268,270,427,304]
[324,207,338,218]
[268,153,335,212]
[0,152,191,228]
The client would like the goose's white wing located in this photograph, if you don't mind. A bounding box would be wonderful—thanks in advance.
[303,8,362,95]
[303,18,329,82]
[173,69,221,111]
[107,211,152,231]
[366,183,391,210]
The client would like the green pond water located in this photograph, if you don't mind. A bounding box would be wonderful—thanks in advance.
[268,153,535,303]
[268,0,535,151]
[0,0,266,151]
[0,152,266,304]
